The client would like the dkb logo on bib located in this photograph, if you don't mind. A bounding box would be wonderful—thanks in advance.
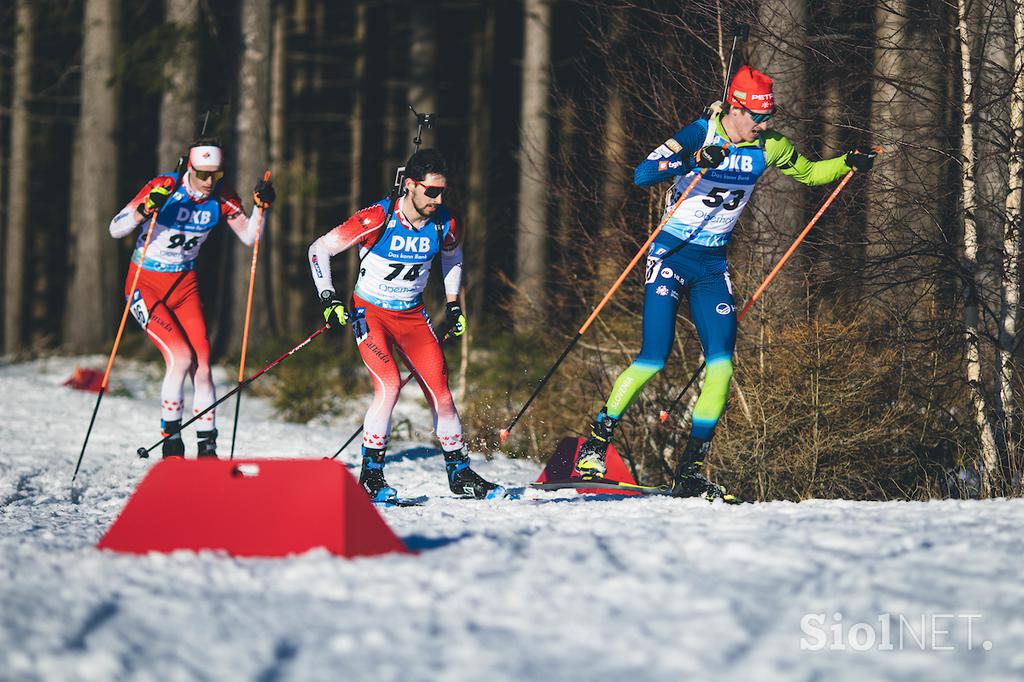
[390,235,432,253]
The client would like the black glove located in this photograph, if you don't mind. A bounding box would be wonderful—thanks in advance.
[845,147,877,172]
[694,145,728,169]
[254,178,276,208]
[445,301,466,337]
[138,185,172,217]
[319,290,348,332]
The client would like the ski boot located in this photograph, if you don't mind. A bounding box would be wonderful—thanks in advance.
[444,449,505,499]
[197,428,218,459]
[670,437,738,503]
[359,447,398,503]
[161,419,185,458]
[575,411,618,480]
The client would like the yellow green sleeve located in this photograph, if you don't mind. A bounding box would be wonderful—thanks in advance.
[761,130,851,187]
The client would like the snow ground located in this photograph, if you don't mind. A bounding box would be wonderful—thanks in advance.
[1,356,1023,682]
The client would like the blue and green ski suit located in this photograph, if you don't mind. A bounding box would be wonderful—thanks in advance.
[600,111,851,440]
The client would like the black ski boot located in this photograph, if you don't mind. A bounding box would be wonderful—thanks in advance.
[670,437,737,503]
[197,428,218,459]
[161,419,185,458]
[444,449,505,499]
[576,411,618,479]
[359,447,398,503]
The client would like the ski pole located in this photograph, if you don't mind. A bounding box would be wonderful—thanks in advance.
[659,169,856,423]
[326,323,453,461]
[229,169,272,459]
[136,325,329,458]
[499,167,713,443]
[72,207,163,483]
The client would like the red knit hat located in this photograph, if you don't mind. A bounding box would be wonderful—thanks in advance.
[727,66,775,114]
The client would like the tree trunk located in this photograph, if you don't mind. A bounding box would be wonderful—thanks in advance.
[466,1,494,321]
[266,0,286,334]
[514,0,551,334]
[381,3,406,192]
[957,0,1001,493]
[285,0,311,334]
[302,0,324,286]
[408,4,436,136]
[595,9,629,291]
[65,0,120,351]
[4,0,32,355]
[972,0,1014,456]
[346,1,368,291]
[751,0,807,292]
[228,0,272,353]
[554,97,576,257]
[0,9,4,349]
[157,0,199,172]
[1000,1,1024,487]
[864,0,907,272]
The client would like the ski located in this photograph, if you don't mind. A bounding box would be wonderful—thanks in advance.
[531,478,745,504]
[531,478,671,495]
[449,485,520,501]
[375,497,426,508]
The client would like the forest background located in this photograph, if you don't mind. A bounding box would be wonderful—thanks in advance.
[1,0,1021,500]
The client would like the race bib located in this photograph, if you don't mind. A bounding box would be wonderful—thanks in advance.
[129,290,150,328]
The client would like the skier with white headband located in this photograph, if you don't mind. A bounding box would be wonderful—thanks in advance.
[108,137,276,458]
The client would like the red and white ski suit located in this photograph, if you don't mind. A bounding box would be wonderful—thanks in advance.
[308,196,464,452]
[109,171,264,427]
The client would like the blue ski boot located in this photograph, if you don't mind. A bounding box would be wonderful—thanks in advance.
[444,449,505,499]
[359,447,398,503]
[576,410,617,479]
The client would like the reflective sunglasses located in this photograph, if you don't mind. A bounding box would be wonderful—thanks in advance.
[738,102,773,124]
[411,179,447,199]
[192,169,224,182]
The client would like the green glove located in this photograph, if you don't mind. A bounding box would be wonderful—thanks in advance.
[141,185,172,216]
[320,290,348,331]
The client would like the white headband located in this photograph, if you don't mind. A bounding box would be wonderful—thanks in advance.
[188,145,223,172]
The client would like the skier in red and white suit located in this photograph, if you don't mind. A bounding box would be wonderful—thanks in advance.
[109,138,275,457]
[308,149,503,501]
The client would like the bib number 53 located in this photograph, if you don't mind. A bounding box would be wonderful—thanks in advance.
[702,187,745,211]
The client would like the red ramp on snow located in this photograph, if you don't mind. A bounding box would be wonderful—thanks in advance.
[98,459,410,558]
[536,436,642,495]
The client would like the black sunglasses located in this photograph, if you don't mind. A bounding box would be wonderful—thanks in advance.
[411,179,447,199]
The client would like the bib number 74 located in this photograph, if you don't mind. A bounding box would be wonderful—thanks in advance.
[382,263,423,281]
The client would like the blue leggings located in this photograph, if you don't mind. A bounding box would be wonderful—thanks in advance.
[603,237,736,440]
